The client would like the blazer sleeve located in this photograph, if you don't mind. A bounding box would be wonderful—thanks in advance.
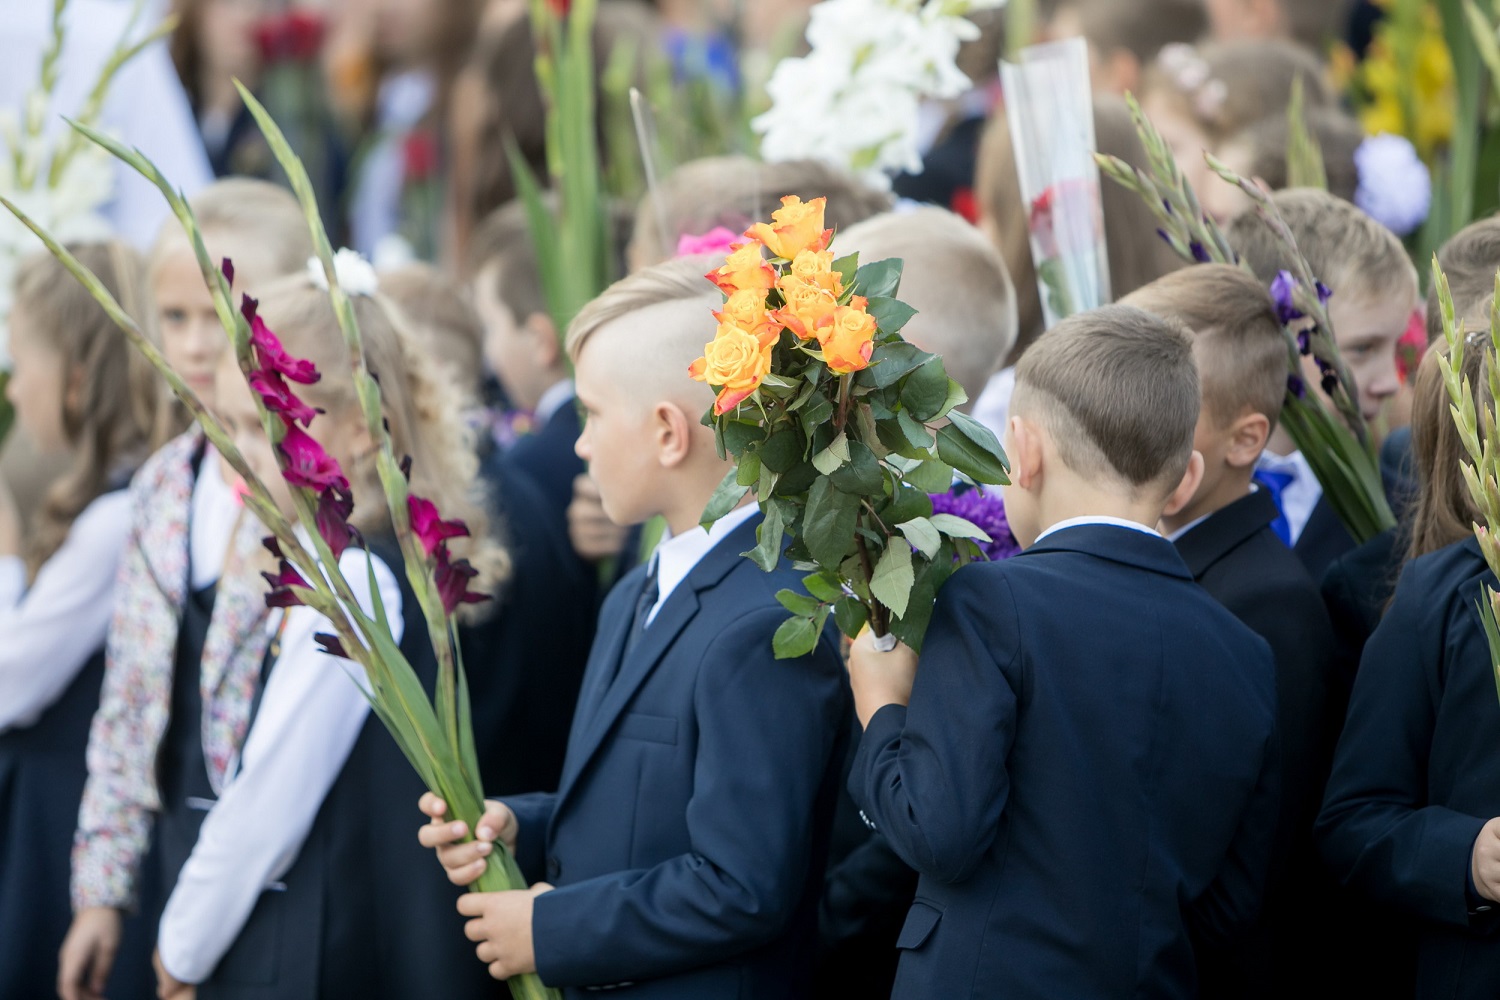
[850,567,1020,884]
[500,792,558,884]
[529,606,847,987]
[1316,564,1489,929]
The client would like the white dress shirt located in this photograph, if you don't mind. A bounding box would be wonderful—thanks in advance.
[1255,448,1320,545]
[188,449,238,590]
[157,547,402,985]
[645,505,759,626]
[534,379,576,427]
[1033,514,1162,545]
[0,490,132,732]
[0,0,212,247]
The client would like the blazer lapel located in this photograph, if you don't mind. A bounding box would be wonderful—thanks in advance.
[1173,489,1279,580]
[560,575,640,777]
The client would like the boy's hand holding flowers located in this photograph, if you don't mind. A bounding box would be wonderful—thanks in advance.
[417,794,520,886]
[456,883,555,982]
[847,628,919,728]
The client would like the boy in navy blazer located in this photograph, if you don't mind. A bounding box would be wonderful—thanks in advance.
[846,305,1280,999]
[1127,266,1339,996]
[417,256,850,998]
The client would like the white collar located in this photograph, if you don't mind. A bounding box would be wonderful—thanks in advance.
[1033,515,1161,545]
[535,379,575,425]
[646,504,759,624]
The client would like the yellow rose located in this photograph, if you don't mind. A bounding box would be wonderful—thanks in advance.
[745,195,832,261]
[819,296,877,375]
[715,289,779,346]
[707,241,777,295]
[788,248,842,295]
[771,274,839,340]
[688,321,775,414]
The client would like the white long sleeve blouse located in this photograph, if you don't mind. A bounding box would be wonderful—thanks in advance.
[156,547,402,985]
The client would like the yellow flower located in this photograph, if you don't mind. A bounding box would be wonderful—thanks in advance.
[715,289,780,346]
[707,241,776,295]
[819,295,877,375]
[771,274,839,340]
[745,195,832,261]
[1360,95,1406,141]
[788,248,842,295]
[689,321,775,414]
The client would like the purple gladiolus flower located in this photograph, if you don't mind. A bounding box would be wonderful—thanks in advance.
[1156,228,1173,247]
[314,633,350,659]
[1189,240,1211,263]
[1316,281,1333,306]
[408,494,469,556]
[241,295,320,385]
[249,369,322,427]
[434,547,490,615]
[262,560,309,608]
[315,485,360,559]
[929,487,1021,561]
[1296,330,1311,355]
[1270,271,1304,325]
[222,258,235,287]
[1321,372,1339,395]
[263,535,283,559]
[1287,373,1307,398]
[277,424,349,492]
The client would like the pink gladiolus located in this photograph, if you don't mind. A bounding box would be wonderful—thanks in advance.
[314,633,350,658]
[262,560,309,608]
[315,485,360,559]
[249,369,321,427]
[408,494,469,556]
[222,258,235,287]
[675,226,741,259]
[242,294,320,385]
[435,547,489,615]
[277,425,349,492]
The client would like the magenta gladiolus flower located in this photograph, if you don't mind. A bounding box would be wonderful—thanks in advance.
[434,547,489,615]
[314,633,350,658]
[408,494,469,556]
[315,485,360,559]
[249,369,321,427]
[262,560,309,608]
[222,257,235,287]
[277,425,349,492]
[242,295,320,385]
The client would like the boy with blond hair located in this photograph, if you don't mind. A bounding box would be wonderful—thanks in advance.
[846,304,1279,999]
[416,257,850,998]
[1126,264,1338,998]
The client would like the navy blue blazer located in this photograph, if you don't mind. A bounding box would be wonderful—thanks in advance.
[507,395,587,524]
[851,524,1279,1000]
[502,516,851,998]
[1318,537,1500,999]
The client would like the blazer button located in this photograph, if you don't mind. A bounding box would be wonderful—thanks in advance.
[546,856,561,880]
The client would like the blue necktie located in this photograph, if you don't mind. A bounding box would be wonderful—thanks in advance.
[1253,468,1296,547]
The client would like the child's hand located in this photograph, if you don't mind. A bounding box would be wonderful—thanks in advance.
[417,793,519,887]
[457,883,554,981]
[1472,817,1500,902]
[152,949,195,999]
[847,629,919,728]
[568,474,628,563]
[57,906,121,1000]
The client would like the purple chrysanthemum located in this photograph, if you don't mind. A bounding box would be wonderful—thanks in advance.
[929,486,1021,561]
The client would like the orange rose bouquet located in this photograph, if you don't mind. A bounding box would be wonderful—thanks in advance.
[691,195,1010,656]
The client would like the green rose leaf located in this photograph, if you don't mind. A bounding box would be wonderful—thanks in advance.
[723,419,767,455]
[867,296,918,337]
[897,517,943,559]
[760,427,804,473]
[858,342,930,389]
[701,468,750,529]
[812,431,852,475]
[804,476,859,568]
[735,450,762,488]
[772,614,821,660]
[830,439,886,495]
[870,541,915,620]
[888,574,937,652]
[882,482,934,525]
[855,257,904,300]
[776,589,823,617]
[832,252,860,290]
[929,512,994,542]
[745,498,787,572]
[833,595,870,638]
[936,378,968,421]
[900,357,951,422]
[936,410,1010,485]
[803,573,844,603]
[897,409,935,449]
[903,458,954,494]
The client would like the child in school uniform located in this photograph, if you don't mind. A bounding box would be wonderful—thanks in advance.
[1317,336,1500,1000]
[59,179,314,1000]
[1227,188,1419,581]
[1124,264,1340,997]
[0,244,155,1000]
[150,271,505,1000]
[417,256,851,998]
[846,304,1280,999]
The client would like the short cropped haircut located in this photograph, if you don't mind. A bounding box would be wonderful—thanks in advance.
[1231,106,1362,203]
[1122,264,1287,429]
[1068,0,1208,65]
[467,199,545,324]
[566,254,720,362]
[1227,189,1418,310]
[1012,304,1200,491]
[629,156,893,268]
[1428,216,1500,342]
[838,207,1018,403]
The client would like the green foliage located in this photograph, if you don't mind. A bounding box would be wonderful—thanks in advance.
[1285,77,1328,191]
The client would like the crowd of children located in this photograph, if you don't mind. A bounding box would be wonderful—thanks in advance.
[5,0,1500,998]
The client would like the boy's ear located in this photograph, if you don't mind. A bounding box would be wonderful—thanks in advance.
[1162,450,1207,519]
[1224,410,1271,470]
[1008,414,1045,491]
[525,312,561,368]
[653,400,695,469]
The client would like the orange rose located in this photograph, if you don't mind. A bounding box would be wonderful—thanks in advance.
[819,295,877,375]
[746,195,832,261]
[788,248,842,295]
[707,241,776,295]
[715,289,780,346]
[771,274,839,340]
[688,321,775,414]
